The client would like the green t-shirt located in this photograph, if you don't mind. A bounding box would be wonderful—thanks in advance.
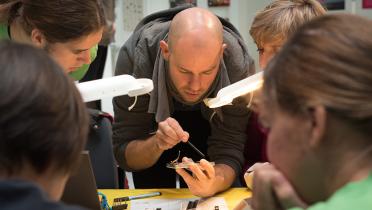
[289,172,372,210]
[0,24,97,81]
[0,23,10,39]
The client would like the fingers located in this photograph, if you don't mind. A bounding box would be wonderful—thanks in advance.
[176,158,195,186]
[251,164,306,210]
[158,119,178,140]
[176,167,193,185]
[247,162,270,172]
[166,118,189,141]
[197,159,215,179]
[180,158,215,182]
[244,171,254,189]
[271,174,307,209]
[155,128,176,150]
[245,162,271,189]
[176,157,217,197]
[252,164,281,210]
[182,131,190,142]
[155,117,188,150]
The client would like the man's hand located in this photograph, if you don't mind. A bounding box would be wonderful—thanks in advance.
[124,117,189,170]
[176,157,221,197]
[155,117,189,150]
[251,164,307,210]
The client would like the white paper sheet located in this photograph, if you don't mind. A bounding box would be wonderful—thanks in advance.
[130,197,228,210]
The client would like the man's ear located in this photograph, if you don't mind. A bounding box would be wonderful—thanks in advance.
[308,105,327,148]
[160,40,170,61]
[30,29,47,48]
[220,43,227,57]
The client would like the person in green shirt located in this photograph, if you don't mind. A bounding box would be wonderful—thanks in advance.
[0,0,105,81]
[248,14,372,210]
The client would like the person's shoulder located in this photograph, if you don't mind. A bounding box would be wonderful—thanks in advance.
[305,175,372,210]
[0,23,10,40]
[44,203,88,210]
[139,20,170,47]
[220,22,255,82]
[222,33,255,82]
[124,18,169,59]
[0,180,88,210]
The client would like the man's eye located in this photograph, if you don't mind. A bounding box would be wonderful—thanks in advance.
[203,71,213,75]
[179,69,192,74]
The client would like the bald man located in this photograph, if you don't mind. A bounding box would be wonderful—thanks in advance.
[113,5,255,197]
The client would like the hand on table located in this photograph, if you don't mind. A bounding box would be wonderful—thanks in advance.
[176,157,218,197]
[251,164,307,210]
[154,117,189,150]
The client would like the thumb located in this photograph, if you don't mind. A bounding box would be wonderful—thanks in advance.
[181,131,189,142]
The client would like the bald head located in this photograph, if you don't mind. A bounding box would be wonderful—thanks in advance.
[160,8,226,104]
[168,8,223,51]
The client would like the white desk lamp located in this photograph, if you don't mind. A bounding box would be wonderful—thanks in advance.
[203,71,263,108]
[77,71,260,107]
[76,75,153,102]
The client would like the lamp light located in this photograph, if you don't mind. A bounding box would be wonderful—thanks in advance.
[203,71,263,108]
[76,75,153,102]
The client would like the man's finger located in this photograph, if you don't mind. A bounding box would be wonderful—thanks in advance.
[156,129,181,149]
[158,120,178,140]
[198,159,215,179]
[166,117,188,141]
[176,168,194,186]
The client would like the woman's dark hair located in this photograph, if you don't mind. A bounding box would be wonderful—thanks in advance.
[0,41,89,176]
[0,0,105,43]
[263,14,372,137]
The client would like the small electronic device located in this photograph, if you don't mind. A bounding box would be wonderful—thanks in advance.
[165,150,215,169]
[166,161,216,169]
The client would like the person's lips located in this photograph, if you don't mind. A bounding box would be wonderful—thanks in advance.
[185,91,200,96]
[184,91,202,101]
[68,67,79,71]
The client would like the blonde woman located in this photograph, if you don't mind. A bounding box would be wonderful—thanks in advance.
[250,0,326,69]
[243,0,326,182]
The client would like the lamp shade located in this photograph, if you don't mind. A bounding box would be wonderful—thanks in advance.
[204,71,263,108]
[76,75,153,102]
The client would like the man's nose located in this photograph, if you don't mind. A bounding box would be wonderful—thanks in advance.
[189,75,201,91]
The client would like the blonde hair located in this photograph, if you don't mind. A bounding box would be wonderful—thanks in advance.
[250,0,326,46]
[263,14,372,137]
